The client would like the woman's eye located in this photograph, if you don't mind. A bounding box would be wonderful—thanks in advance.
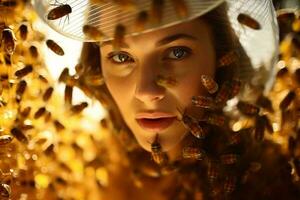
[110,53,133,63]
[167,47,190,60]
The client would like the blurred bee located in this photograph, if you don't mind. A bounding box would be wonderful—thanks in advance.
[277,12,296,23]
[16,80,27,102]
[46,39,64,56]
[260,115,273,134]
[14,65,33,79]
[71,102,88,114]
[20,106,31,118]
[113,24,126,51]
[54,120,65,132]
[276,67,288,79]
[205,113,225,127]
[215,81,231,105]
[11,127,28,144]
[34,107,46,119]
[1,26,16,55]
[220,154,238,165]
[18,24,28,41]
[29,45,39,58]
[82,25,105,41]
[229,79,241,98]
[200,75,218,94]
[47,2,72,21]
[84,74,105,86]
[0,135,13,145]
[254,115,265,141]
[44,144,55,156]
[64,85,73,106]
[182,146,205,160]
[170,0,188,19]
[151,134,169,165]
[44,111,52,123]
[237,13,261,30]
[135,11,149,32]
[58,68,69,83]
[237,101,259,116]
[0,183,10,199]
[150,0,164,25]
[279,90,295,111]
[256,94,274,113]
[156,74,178,88]
[218,51,237,67]
[191,95,215,109]
[43,87,54,102]
[207,160,219,183]
[227,132,241,146]
[223,176,236,194]
[179,110,206,139]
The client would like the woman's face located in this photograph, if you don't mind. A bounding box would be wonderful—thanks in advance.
[100,18,216,152]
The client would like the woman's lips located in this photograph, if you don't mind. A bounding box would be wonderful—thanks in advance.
[136,117,177,132]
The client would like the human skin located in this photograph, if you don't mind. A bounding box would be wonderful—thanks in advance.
[100,17,216,153]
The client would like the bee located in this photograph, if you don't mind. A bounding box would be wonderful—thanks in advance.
[29,45,38,58]
[237,101,260,116]
[220,154,238,165]
[47,3,72,21]
[150,0,164,25]
[260,115,273,134]
[229,79,241,98]
[205,113,225,127]
[277,12,296,23]
[84,74,105,87]
[34,107,46,119]
[18,24,28,41]
[44,111,52,123]
[155,74,178,87]
[200,75,218,94]
[113,24,126,51]
[64,85,73,106]
[218,51,237,67]
[43,87,54,102]
[180,111,206,139]
[1,26,16,55]
[135,11,149,32]
[16,80,27,102]
[38,74,48,84]
[20,106,31,118]
[254,115,265,141]
[0,135,14,145]
[223,176,236,194]
[0,183,11,198]
[228,132,241,146]
[14,65,33,79]
[71,102,88,114]
[11,127,28,144]
[215,81,231,105]
[44,144,55,156]
[191,95,215,109]
[182,146,205,160]
[19,124,34,131]
[58,68,69,83]
[237,13,261,30]
[170,0,188,19]
[207,160,219,183]
[54,120,65,132]
[256,94,274,113]
[151,134,169,165]
[82,25,105,41]
[46,39,64,56]
[279,90,296,111]
[276,67,288,79]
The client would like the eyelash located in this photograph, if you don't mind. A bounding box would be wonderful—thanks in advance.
[106,47,191,64]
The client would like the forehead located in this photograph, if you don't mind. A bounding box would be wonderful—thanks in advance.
[100,17,211,48]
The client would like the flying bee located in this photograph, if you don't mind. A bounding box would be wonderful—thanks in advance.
[228,132,241,146]
[10,127,28,144]
[151,134,169,165]
[20,106,31,118]
[38,74,48,84]
[54,120,65,132]
[47,3,72,21]
[277,12,296,23]
[229,79,241,98]
[29,45,38,58]
[114,0,136,10]
[150,0,164,25]
[0,183,11,198]
[14,65,33,79]
[215,81,231,105]
[279,90,296,111]
[135,11,149,32]
[205,113,225,127]
[182,146,205,160]
[113,24,126,51]
[34,107,46,119]
[237,13,261,30]
[170,0,188,19]
[58,68,69,83]
[254,115,265,141]
[207,161,219,183]
[82,25,105,41]
[71,102,88,114]
[155,74,178,87]
[191,95,215,109]
[64,85,73,106]
[18,24,28,41]
[276,67,288,79]
[0,135,14,145]
[44,111,52,123]
[84,74,104,86]
[44,144,55,156]
[219,51,237,67]
[200,75,218,94]
[260,115,273,134]
[46,39,64,56]
[179,110,206,139]
[1,26,16,55]
[223,176,236,194]
[220,154,238,165]
[43,87,54,102]
[256,94,274,113]
[16,80,27,103]
[237,101,260,116]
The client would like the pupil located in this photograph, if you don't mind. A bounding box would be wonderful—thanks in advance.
[119,54,127,62]
[174,49,184,58]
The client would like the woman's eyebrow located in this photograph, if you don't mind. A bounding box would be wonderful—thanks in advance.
[99,33,197,48]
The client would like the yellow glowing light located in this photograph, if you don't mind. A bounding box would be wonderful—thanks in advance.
[95,167,109,187]
[35,174,50,189]
[232,122,242,132]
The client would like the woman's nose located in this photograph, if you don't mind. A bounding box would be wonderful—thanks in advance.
[134,62,165,103]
